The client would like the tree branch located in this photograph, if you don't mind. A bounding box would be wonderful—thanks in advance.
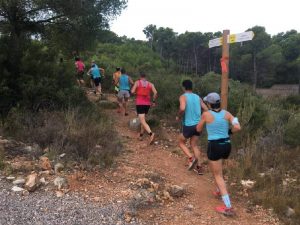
[34,15,65,24]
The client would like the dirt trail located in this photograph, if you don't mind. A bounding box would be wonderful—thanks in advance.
[85,94,280,225]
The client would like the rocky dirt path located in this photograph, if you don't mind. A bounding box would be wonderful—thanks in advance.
[94,94,281,225]
[0,93,281,225]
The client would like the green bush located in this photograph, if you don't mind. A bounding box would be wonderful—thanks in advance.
[0,39,86,118]
[284,112,300,146]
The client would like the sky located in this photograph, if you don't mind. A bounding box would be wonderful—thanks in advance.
[110,0,300,40]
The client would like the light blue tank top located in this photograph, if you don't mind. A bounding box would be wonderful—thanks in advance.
[91,65,100,79]
[183,93,201,126]
[206,110,229,141]
[119,74,130,91]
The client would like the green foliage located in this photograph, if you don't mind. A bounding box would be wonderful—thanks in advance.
[283,95,300,109]
[0,39,92,118]
[284,112,300,146]
[83,41,163,77]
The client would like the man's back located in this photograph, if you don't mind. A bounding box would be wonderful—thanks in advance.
[183,93,201,126]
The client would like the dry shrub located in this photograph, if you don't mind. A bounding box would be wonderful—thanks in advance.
[3,105,122,167]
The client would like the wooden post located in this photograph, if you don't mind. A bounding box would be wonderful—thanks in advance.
[221,30,230,109]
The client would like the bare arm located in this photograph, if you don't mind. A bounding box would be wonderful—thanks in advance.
[200,98,208,112]
[131,81,138,94]
[196,113,208,132]
[87,68,92,75]
[225,111,241,133]
[129,77,134,86]
[99,68,105,76]
[151,84,158,101]
[176,95,186,120]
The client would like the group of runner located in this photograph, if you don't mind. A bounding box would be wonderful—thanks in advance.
[177,80,241,216]
[113,68,157,144]
[75,58,241,216]
[75,57,105,95]
[113,69,241,216]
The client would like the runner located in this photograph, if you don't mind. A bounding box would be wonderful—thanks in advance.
[196,92,241,216]
[131,72,157,145]
[176,80,208,175]
[74,57,85,86]
[113,67,122,94]
[87,61,105,95]
[117,68,134,116]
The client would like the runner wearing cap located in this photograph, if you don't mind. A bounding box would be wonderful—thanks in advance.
[196,92,241,216]
[87,61,105,95]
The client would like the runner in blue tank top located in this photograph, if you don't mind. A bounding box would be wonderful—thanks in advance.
[87,60,105,96]
[176,80,208,175]
[196,92,241,216]
[117,68,134,116]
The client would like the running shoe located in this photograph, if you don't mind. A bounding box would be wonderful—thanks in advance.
[215,205,235,216]
[193,165,204,175]
[188,157,198,171]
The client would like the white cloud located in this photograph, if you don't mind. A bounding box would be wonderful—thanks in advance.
[110,0,300,40]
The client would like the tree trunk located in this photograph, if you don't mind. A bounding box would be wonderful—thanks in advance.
[298,71,300,95]
[213,48,217,72]
[193,46,198,76]
[208,49,211,72]
[160,46,163,59]
[253,53,257,90]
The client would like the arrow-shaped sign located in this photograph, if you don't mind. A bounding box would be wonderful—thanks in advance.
[209,31,254,48]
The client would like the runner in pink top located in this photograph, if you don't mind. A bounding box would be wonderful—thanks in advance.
[74,57,85,87]
[135,79,152,105]
[131,72,158,145]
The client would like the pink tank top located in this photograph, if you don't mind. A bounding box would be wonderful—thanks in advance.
[136,80,152,105]
[76,61,85,72]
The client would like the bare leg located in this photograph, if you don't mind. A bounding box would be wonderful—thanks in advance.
[90,78,94,88]
[190,136,201,166]
[178,134,193,158]
[99,84,102,94]
[123,98,129,115]
[80,79,85,86]
[138,113,154,144]
[117,97,123,113]
[138,114,151,133]
[209,160,228,196]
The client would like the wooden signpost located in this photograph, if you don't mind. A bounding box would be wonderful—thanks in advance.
[208,30,254,109]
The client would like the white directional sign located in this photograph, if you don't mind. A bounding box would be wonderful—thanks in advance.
[209,31,254,48]
[208,37,223,48]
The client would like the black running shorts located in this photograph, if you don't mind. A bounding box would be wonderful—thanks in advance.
[94,77,101,86]
[136,105,150,114]
[76,71,84,80]
[207,138,231,161]
[182,125,200,139]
